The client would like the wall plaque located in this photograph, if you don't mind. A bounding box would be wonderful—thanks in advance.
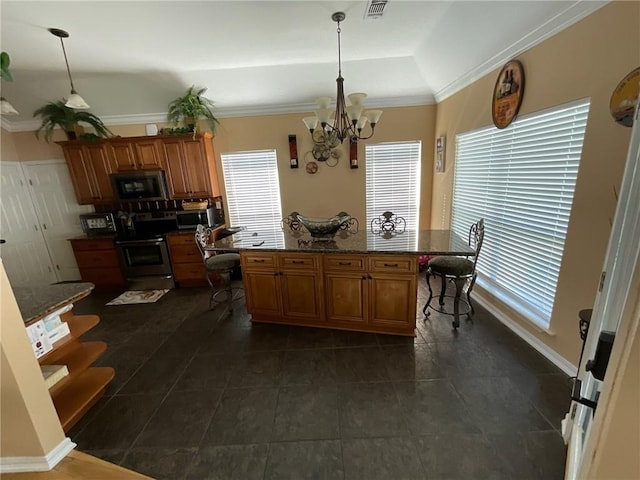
[492,60,525,129]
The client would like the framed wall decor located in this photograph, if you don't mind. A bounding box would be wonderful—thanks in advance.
[435,136,445,173]
[492,59,525,129]
[288,134,299,168]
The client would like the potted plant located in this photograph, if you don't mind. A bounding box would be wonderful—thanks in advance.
[33,100,113,142]
[167,86,220,138]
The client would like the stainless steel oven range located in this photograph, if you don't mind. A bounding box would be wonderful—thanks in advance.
[115,211,177,290]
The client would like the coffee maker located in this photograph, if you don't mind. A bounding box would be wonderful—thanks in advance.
[116,211,136,237]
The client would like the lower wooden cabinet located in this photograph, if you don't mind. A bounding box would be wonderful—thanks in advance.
[241,252,417,335]
[70,238,124,290]
[242,253,323,322]
[167,232,207,287]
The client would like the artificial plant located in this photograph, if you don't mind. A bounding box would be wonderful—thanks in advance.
[167,85,220,138]
[33,100,113,142]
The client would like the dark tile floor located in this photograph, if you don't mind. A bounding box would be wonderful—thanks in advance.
[68,281,570,479]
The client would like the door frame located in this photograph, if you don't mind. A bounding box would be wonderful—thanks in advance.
[565,99,640,478]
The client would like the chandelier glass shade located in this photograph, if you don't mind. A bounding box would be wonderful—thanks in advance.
[303,12,382,145]
[49,28,90,109]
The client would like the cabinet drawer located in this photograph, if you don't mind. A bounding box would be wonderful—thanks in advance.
[78,267,124,287]
[368,255,417,274]
[323,255,366,271]
[70,238,115,251]
[279,254,319,270]
[241,252,276,269]
[167,233,196,246]
[169,244,202,263]
[74,249,120,268]
[173,263,206,281]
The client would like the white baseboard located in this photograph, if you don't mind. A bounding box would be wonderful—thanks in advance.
[474,295,578,376]
[0,437,76,473]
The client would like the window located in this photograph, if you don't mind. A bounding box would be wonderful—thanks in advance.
[221,149,283,241]
[366,141,421,248]
[452,99,590,328]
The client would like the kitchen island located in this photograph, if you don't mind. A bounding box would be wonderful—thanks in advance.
[15,282,114,432]
[210,229,473,336]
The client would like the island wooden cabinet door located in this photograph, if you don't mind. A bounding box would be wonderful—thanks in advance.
[280,271,323,322]
[324,272,367,325]
[368,273,417,329]
[243,271,282,316]
[63,144,116,204]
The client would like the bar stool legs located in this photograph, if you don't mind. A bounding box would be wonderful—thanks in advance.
[422,270,474,330]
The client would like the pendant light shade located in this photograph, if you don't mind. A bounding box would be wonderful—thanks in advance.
[66,91,90,109]
[0,97,19,115]
[49,28,90,109]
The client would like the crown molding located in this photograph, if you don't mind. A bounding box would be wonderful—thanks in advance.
[434,0,609,103]
[0,95,435,132]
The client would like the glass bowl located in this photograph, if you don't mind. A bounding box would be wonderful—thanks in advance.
[291,212,351,240]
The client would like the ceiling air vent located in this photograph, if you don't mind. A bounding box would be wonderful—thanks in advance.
[364,0,388,19]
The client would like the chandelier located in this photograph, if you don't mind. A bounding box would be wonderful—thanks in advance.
[302,12,382,146]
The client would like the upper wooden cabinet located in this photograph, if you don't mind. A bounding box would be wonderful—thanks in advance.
[109,138,163,171]
[160,133,221,199]
[62,144,117,205]
[57,133,221,204]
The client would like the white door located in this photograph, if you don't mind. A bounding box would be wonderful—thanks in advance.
[23,161,92,281]
[0,162,58,286]
[565,98,640,478]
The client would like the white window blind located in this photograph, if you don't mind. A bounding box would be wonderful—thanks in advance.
[221,149,283,239]
[452,99,590,328]
[365,141,422,245]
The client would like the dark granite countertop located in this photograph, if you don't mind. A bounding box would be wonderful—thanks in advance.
[13,282,95,325]
[208,229,474,256]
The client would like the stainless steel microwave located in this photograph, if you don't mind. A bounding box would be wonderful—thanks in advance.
[111,171,169,202]
[175,207,221,230]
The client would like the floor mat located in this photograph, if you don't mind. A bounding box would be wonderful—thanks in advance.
[106,289,169,306]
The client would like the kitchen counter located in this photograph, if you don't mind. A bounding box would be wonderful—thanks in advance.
[13,282,95,325]
[209,228,474,256]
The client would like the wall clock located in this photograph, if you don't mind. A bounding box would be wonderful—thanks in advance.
[492,60,525,129]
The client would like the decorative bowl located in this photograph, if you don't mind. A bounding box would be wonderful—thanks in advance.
[291,211,351,240]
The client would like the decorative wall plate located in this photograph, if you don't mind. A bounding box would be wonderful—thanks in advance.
[492,60,525,129]
[306,161,318,174]
[610,67,640,127]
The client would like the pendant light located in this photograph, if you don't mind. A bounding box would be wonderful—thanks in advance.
[49,28,90,109]
[0,97,18,115]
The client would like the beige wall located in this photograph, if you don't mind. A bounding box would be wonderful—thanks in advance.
[0,261,65,457]
[1,128,20,161]
[432,1,640,365]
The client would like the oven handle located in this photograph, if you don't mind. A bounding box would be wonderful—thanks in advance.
[115,239,165,245]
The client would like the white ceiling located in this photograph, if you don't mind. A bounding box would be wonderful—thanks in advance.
[1,0,606,131]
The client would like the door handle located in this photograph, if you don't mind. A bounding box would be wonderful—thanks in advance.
[0,239,5,244]
[292,260,304,264]
[383,263,398,267]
